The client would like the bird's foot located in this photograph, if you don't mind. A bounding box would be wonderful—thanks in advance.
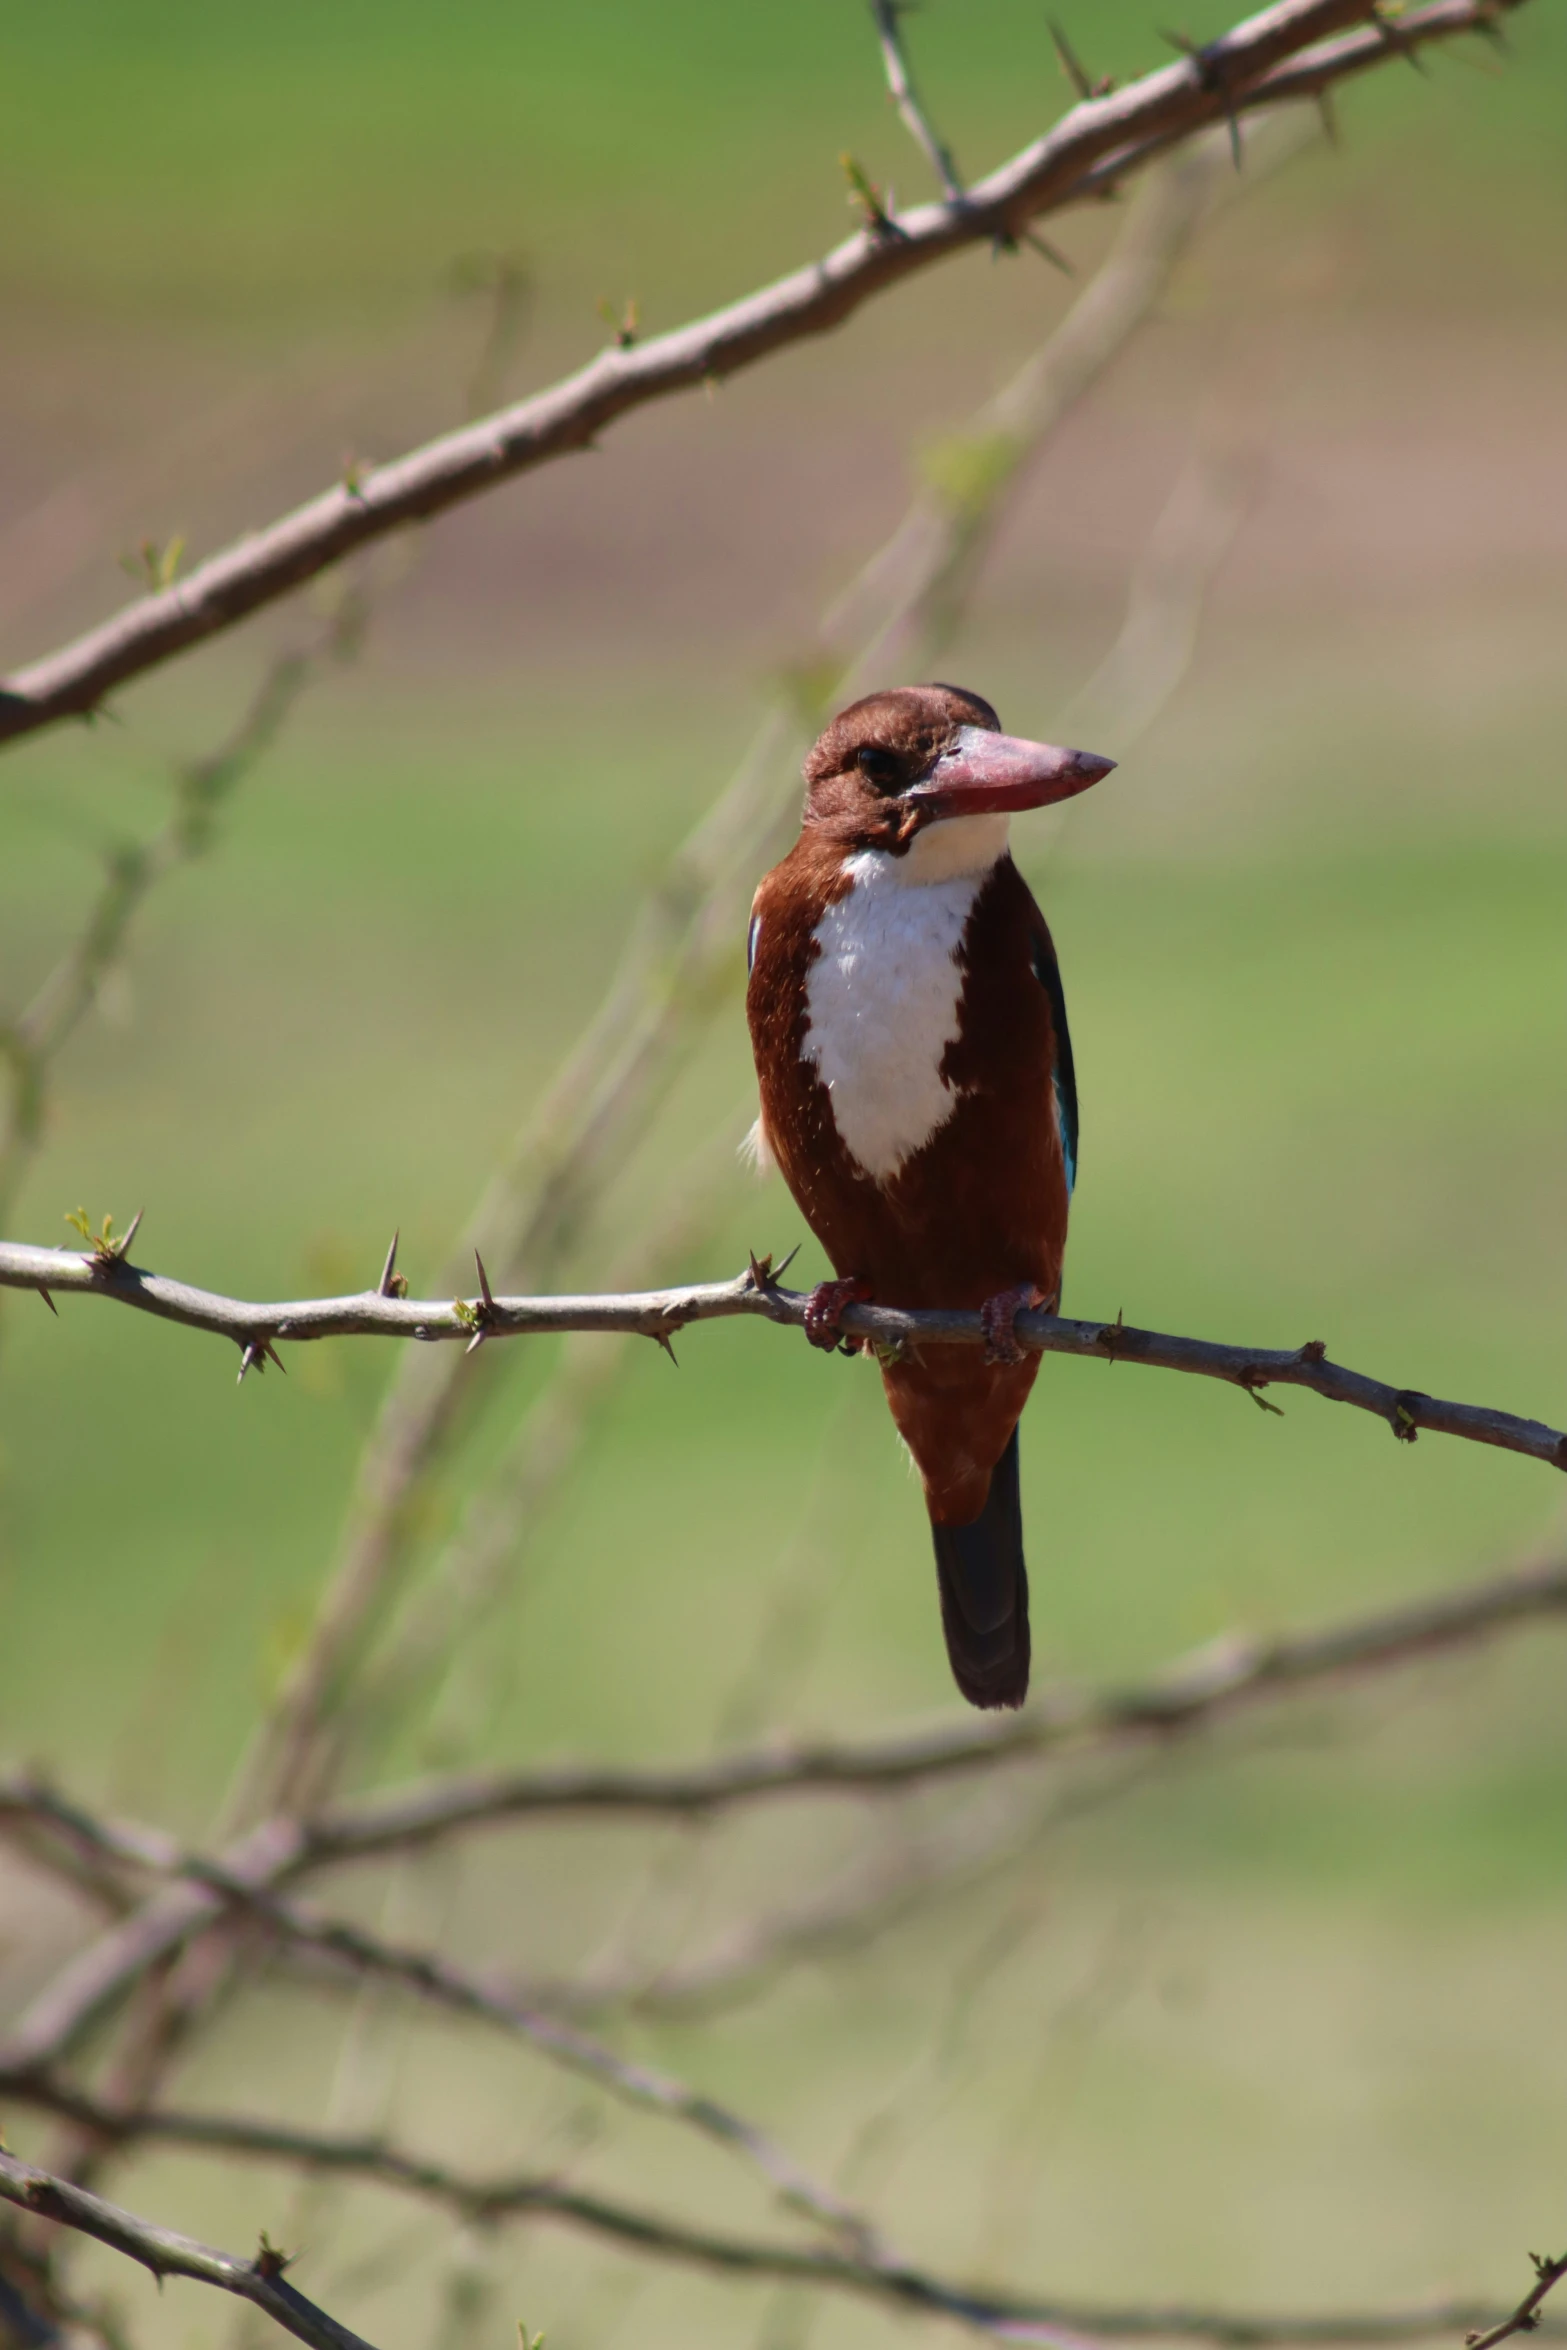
[980,1283,1048,1367]
[804,1276,873,1354]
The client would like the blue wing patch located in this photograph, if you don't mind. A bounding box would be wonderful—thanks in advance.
[1031,935,1078,1194]
[747,914,762,973]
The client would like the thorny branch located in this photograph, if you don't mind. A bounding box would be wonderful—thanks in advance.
[0,2086,1559,2347]
[0,0,1528,750]
[0,11,1545,2341]
[0,2149,380,2350]
[1464,2251,1567,2350]
[1,1241,1561,1473]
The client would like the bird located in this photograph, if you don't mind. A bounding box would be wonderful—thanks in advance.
[745,683,1114,1711]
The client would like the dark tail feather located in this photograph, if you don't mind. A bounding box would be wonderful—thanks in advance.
[930,1426,1030,1711]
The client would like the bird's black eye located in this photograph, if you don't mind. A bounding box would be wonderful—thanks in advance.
[856,744,902,792]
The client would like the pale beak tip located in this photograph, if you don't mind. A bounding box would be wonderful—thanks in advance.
[1069,749,1116,787]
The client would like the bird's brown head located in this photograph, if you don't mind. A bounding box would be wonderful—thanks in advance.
[801,684,1114,855]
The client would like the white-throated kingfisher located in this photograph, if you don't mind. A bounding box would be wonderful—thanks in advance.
[745,684,1114,1711]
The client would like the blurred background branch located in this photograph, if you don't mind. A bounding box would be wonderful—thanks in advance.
[2,2101,1563,2350]
[0,0,1526,751]
[0,2,1560,2346]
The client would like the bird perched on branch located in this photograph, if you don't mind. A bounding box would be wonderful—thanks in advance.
[745,684,1113,1710]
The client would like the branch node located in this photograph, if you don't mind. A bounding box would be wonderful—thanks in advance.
[1391,1391,1424,1444]
[1239,1370,1285,1417]
[648,1321,682,1366]
[1161,28,1243,166]
[596,295,640,349]
[377,1230,405,1298]
[1296,1338,1328,1364]
[1367,2,1431,73]
[65,1204,142,1270]
[1096,1309,1137,1361]
[841,154,906,242]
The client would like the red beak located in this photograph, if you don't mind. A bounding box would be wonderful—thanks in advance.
[906,725,1115,819]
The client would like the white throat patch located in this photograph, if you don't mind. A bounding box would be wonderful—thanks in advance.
[800,818,1009,1183]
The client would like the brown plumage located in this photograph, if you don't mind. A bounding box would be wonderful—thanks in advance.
[745,685,1113,1709]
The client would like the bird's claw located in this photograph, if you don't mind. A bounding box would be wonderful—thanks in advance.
[804,1276,873,1353]
[980,1284,1047,1367]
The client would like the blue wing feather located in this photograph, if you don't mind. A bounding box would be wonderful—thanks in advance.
[1030,934,1078,1194]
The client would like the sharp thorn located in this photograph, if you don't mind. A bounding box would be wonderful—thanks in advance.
[238,1341,262,1384]
[464,1326,487,1357]
[38,1285,57,1316]
[377,1230,400,1296]
[1048,16,1093,100]
[263,1338,287,1375]
[652,1328,680,1366]
[1315,86,1341,147]
[1022,227,1074,274]
[119,1207,144,1258]
[774,1243,802,1279]
[474,1250,496,1313]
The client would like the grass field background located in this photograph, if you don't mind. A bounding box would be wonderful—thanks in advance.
[0,6,1564,2346]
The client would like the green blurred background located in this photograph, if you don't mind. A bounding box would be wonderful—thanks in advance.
[1,4,1565,2346]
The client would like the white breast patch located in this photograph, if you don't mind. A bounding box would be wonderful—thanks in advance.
[801,844,990,1183]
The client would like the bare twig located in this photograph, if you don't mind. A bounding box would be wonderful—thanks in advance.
[1464,2252,1567,2350]
[0,1839,880,2253]
[230,1549,1567,1836]
[0,2150,380,2350]
[0,1815,305,2086]
[6,1548,1567,2065]
[0,0,1527,751]
[0,2086,1555,2346]
[1,1244,1561,1474]
[869,0,964,201]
